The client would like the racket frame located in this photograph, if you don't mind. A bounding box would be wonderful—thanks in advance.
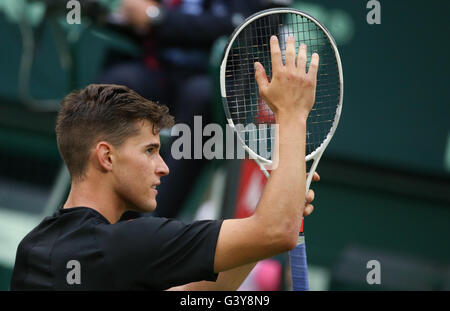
[220,7,343,192]
[220,7,344,291]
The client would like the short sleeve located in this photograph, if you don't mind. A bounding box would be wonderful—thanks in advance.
[96,216,223,290]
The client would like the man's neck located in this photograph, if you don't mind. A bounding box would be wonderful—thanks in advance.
[63,178,125,224]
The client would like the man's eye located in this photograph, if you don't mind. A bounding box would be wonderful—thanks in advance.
[146,148,154,154]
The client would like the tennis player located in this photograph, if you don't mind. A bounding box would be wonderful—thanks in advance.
[10,36,319,290]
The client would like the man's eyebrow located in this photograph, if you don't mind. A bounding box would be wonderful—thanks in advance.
[144,143,160,149]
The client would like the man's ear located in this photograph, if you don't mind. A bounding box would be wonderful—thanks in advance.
[95,141,114,172]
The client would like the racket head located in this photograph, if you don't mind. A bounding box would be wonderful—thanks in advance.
[220,8,343,165]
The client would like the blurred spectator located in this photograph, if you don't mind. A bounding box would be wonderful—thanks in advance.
[98,0,288,218]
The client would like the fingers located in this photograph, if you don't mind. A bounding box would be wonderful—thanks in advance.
[270,36,283,72]
[270,35,319,78]
[303,188,319,216]
[306,171,320,182]
[254,62,269,93]
[307,52,320,79]
[285,36,296,68]
[296,43,307,72]
[304,189,315,216]
[303,204,314,216]
[304,173,319,217]
[306,189,315,203]
[313,172,320,182]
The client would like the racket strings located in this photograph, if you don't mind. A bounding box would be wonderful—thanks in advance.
[225,12,340,159]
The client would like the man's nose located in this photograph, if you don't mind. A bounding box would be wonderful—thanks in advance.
[156,155,169,176]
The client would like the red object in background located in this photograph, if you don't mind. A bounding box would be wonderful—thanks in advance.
[233,159,284,291]
[256,98,276,124]
[234,159,268,219]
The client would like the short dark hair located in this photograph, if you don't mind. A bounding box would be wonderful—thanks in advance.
[56,84,174,180]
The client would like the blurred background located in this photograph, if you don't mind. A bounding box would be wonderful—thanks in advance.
[0,0,449,291]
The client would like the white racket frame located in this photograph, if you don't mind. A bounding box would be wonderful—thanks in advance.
[220,8,343,194]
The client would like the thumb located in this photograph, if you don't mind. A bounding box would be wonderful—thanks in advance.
[254,62,269,92]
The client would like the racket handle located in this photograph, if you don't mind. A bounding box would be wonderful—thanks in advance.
[289,233,309,291]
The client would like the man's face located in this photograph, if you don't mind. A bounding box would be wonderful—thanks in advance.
[112,120,169,212]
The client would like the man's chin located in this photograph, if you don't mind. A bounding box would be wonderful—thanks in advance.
[126,201,157,214]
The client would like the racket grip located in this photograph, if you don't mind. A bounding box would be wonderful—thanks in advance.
[289,233,309,291]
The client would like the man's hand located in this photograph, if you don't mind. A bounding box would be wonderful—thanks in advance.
[254,36,319,122]
[304,172,320,217]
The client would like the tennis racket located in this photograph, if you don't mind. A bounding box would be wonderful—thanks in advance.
[220,8,343,291]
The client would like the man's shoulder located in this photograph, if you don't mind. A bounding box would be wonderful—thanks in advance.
[24,207,105,236]
[11,207,113,290]
[14,207,111,267]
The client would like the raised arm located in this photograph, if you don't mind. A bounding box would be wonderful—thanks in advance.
[214,36,319,273]
[168,176,319,291]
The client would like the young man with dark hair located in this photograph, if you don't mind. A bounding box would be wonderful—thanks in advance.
[11,36,319,290]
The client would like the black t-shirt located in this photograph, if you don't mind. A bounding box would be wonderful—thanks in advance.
[10,207,223,290]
